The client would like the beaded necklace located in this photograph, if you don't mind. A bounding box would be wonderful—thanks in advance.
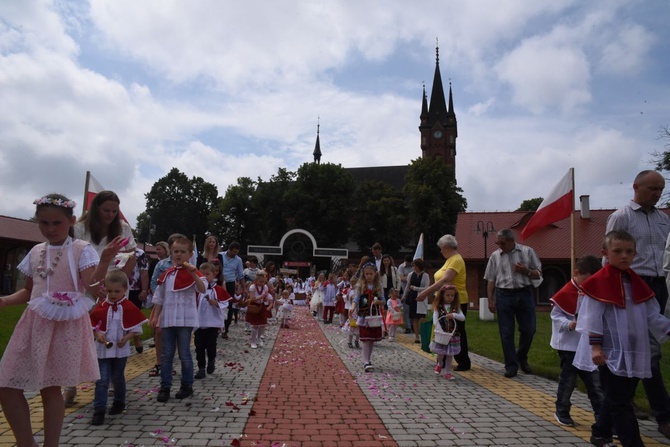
[36,237,69,278]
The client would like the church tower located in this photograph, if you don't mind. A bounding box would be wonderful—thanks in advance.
[313,120,322,164]
[419,45,457,171]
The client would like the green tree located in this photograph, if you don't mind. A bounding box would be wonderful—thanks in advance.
[651,125,670,172]
[253,167,296,245]
[209,177,258,250]
[284,162,355,247]
[350,180,409,254]
[140,168,218,245]
[517,197,544,212]
[403,158,467,259]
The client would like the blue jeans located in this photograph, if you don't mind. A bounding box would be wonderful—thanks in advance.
[556,350,611,437]
[495,287,536,372]
[93,357,128,412]
[160,327,194,389]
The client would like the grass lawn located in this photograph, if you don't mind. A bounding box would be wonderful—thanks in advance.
[467,311,670,413]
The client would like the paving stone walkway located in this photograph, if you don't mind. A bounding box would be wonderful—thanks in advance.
[1,308,669,446]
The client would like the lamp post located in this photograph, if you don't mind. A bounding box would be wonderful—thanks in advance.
[475,221,495,260]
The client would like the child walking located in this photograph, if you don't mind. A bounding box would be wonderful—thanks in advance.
[430,285,465,380]
[150,235,206,403]
[384,288,404,341]
[246,272,273,349]
[0,194,120,447]
[322,273,338,324]
[574,230,670,447]
[350,262,385,372]
[194,262,231,379]
[277,289,294,328]
[90,269,148,425]
[549,255,611,446]
[345,277,360,347]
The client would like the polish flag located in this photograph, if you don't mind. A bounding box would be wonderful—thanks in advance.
[83,171,127,222]
[520,169,574,241]
[84,172,105,212]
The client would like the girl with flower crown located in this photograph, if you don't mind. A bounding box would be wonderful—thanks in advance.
[350,262,385,372]
[0,194,122,447]
[430,285,465,380]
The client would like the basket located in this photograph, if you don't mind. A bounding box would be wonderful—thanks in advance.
[390,308,403,321]
[434,315,456,345]
[365,305,383,328]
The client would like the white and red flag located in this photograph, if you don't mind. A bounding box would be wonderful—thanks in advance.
[83,171,127,222]
[520,168,574,241]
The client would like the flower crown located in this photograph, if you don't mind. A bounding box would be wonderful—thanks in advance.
[33,196,76,209]
[361,261,377,270]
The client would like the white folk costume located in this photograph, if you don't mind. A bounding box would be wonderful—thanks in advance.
[197,283,230,329]
[153,266,206,328]
[574,264,670,378]
[90,297,148,358]
[0,238,100,390]
[276,295,294,321]
[310,281,324,312]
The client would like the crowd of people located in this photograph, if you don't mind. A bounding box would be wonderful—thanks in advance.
[3,171,670,447]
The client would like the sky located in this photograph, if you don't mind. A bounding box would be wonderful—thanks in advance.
[1,0,669,229]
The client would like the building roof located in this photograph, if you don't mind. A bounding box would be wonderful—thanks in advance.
[455,209,670,262]
[0,215,44,243]
[346,165,409,191]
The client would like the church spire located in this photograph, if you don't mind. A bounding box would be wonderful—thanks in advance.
[313,118,322,164]
[427,43,448,126]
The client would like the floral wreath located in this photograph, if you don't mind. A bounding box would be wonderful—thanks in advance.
[33,196,76,209]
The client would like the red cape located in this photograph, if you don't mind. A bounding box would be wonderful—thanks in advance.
[90,298,148,332]
[549,280,580,316]
[579,263,655,308]
[158,266,205,291]
[203,284,231,302]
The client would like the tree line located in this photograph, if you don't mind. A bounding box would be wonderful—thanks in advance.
[135,158,467,259]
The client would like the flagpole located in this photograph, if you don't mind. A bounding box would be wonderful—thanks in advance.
[570,167,575,273]
[82,171,91,216]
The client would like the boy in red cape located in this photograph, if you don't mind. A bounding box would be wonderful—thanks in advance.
[150,236,206,403]
[90,269,148,425]
[550,255,611,446]
[574,230,670,447]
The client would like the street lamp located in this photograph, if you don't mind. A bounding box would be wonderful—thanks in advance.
[475,221,495,260]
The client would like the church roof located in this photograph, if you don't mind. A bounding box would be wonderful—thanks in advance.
[346,165,409,191]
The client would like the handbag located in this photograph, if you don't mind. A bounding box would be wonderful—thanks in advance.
[365,304,383,328]
[434,315,457,345]
[246,303,263,315]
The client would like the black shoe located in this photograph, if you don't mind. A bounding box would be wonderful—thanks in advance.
[175,384,193,399]
[633,403,650,420]
[658,421,670,439]
[589,435,615,447]
[404,328,411,334]
[91,411,105,425]
[554,412,575,427]
[221,332,228,339]
[195,369,206,379]
[364,363,374,373]
[454,365,471,372]
[504,369,517,378]
[157,387,170,402]
[148,364,160,377]
[108,401,125,415]
[207,364,215,374]
[135,345,144,354]
[519,361,533,374]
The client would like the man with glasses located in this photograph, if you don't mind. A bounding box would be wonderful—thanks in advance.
[485,229,542,378]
